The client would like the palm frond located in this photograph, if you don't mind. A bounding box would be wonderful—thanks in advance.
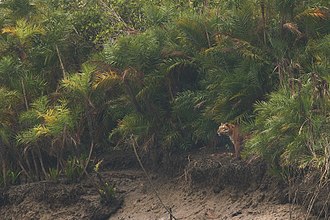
[109,113,151,142]
[92,70,121,91]
[246,76,330,169]
[176,14,216,50]
[18,96,75,144]
[104,29,165,71]
[0,87,21,145]
[232,38,266,61]
[0,87,21,109]
[61,63,96,96]
[143,4,174,26]
[2,19,45,44]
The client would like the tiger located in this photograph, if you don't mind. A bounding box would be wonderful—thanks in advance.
[217,123,243,159]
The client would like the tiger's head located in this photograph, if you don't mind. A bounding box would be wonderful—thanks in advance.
[217,123,233,136]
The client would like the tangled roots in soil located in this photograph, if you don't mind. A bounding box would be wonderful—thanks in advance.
[185,154,266,189]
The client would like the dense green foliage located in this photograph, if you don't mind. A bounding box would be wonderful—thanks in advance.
[0,0,329,187]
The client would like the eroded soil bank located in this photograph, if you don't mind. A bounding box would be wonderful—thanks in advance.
[0,148,326,219]
[111,150,317,220]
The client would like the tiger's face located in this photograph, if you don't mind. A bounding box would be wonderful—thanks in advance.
[217,123,232,136]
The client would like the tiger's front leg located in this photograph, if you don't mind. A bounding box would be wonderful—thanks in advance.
[233,141,241,159]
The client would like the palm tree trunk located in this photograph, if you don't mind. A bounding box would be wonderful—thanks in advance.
[85,99,95,145]
[21,79,29,110]
[2,158,6,187]
[24,152,33,180]
[57,131,66,170]
[31,150,40,180]
[37,148,48,178]
[56,152,60,171]
[203,0,209,12]
[18,160,31,183]
[0,143,6,186]
[123,81,143,113]
[260,0,267,45]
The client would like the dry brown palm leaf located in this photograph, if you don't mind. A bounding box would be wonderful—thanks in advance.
[283,22,302,36]
[295,8,328,20]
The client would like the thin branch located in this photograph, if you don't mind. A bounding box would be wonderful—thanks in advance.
[56,45,66,79]
[21,79,29,110]
[99,0,133,30]
[260,0,267,45]
[130,135,178,220]
[81,141,94,179]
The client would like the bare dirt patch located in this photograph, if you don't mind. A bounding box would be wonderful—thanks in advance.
[110,149,315,220]
[0,148,322,220]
